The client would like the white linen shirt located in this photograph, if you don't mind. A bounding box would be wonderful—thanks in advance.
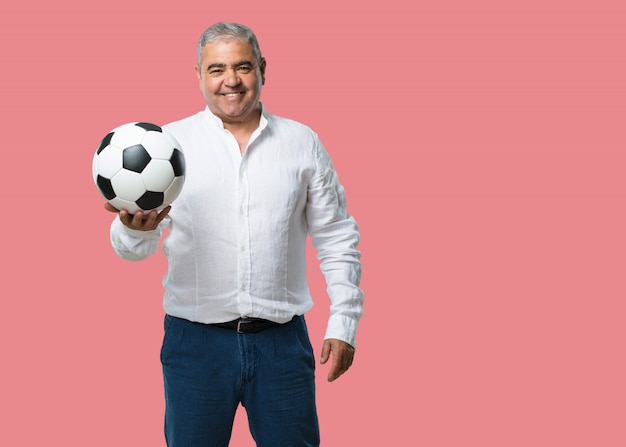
[110,106,363,346]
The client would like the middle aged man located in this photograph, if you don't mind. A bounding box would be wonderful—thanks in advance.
[105,22,364,447]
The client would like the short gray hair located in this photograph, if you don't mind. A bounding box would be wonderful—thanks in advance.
[197,22,263,66]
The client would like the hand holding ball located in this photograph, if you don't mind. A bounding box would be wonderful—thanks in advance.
[92,122,186,214]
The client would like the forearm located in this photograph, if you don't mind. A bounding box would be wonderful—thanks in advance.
[313,218,364,348]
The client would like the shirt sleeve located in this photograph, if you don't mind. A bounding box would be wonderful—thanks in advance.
[109,215,168,261]
[306,137,364,348]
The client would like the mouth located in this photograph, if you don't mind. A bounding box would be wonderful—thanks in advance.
[221,92,245,97]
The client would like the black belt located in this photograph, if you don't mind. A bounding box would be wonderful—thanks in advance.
[210,318,282,334]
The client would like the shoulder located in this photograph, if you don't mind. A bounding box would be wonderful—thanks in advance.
[264,112,334,174]
[163,110,205,135]
[161,111,213,154]
[264,112,319,143]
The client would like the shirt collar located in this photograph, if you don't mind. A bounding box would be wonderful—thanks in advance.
[202,103,269,133]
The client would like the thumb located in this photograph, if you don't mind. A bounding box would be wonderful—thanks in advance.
[320,340,331,364]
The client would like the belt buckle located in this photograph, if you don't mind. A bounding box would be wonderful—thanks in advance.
[237,319,247,333]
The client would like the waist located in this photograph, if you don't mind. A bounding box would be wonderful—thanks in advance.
[162,291,314,324]
[208,315,299,334]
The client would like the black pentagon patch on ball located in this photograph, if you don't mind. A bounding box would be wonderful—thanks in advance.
[135,122,162,132]
[97,132,114,154]
[123,144,151,172]
[96,175,116,200]
[170,149,186,177]
[136,191,164,210]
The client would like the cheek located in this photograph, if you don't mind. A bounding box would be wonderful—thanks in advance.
[200,79,218,96]
[198,77,219,92]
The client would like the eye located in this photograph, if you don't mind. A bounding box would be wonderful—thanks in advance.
[237,65,253,74]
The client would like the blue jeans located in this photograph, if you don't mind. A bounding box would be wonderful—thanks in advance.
[160,314,320,447]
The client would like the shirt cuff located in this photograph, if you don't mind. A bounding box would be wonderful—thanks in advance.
[122,225,162,239]
[324,313,360,349]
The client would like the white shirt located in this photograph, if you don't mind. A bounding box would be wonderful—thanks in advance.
[110,106,363,346]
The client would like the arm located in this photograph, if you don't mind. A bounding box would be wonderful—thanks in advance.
[105,203,170,261]
[306,140,364,381]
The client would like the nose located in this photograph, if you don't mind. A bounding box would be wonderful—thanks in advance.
[224,68,242,87]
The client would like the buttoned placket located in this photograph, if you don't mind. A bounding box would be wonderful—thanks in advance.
[223,119,266,318]
[222,132,252,318]
[237,155,253,317]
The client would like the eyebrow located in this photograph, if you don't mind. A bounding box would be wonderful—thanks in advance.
[206,61,255,70]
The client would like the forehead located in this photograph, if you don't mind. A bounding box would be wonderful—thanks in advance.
[200,39,255,66]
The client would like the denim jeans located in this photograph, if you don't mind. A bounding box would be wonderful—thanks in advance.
[161,314,320,447]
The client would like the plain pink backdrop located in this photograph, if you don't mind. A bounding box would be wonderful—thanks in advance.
[1,0,625,446]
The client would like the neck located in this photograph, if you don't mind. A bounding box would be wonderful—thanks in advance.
[219,105,262,133]
[222,108,262,155]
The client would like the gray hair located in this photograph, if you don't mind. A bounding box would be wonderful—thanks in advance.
[197,22,263,66]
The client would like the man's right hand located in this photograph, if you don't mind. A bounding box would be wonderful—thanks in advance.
[104,203,171,231]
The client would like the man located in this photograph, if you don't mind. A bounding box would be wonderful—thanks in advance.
[105,22,363,447]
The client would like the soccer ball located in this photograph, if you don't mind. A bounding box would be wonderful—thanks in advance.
[92,122,186,214]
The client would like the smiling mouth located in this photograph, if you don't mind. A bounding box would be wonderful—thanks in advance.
[221,92,244,97]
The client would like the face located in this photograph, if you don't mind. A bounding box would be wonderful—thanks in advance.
[195,39,266,127]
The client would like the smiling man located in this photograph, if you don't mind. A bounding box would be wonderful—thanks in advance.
[105,22,363,447]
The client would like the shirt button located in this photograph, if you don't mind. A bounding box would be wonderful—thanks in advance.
[241,284,247,291]
[241,245,246,251]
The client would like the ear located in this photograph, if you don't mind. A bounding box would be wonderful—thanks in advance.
[259,58,267,85]
[195,63,202,81]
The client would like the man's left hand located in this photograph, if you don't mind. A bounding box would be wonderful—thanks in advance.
[320,338,355,382]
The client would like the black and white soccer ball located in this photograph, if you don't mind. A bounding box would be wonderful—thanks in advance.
[92,122,186,214]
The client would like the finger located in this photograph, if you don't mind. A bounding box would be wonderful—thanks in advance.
[119,209,132,226]
[328,352,347,382]
[130,211,145,228]
[154,206,172,225]
[327,343,355,382]
[328,362,341,382]
[143,210,159,229]
[320,340,331,365]
[104,203,119,213]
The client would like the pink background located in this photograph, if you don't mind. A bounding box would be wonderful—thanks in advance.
[2,0,625,445]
